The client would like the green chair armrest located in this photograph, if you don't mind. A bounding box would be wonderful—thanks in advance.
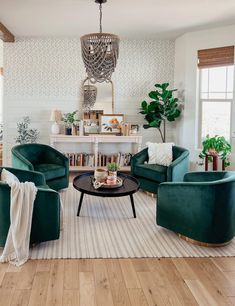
[184,171,226,182]
[167,151,189,181]
[131,148,148,165]
[11,150,34,170]
[2,167,46,186]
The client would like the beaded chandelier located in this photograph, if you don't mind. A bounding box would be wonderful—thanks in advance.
[80,0,119,83]
[83,84,97,111]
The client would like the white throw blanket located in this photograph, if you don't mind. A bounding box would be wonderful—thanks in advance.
[0,181,37,266]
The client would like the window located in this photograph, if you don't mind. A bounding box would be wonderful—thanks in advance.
[198,46,234,144]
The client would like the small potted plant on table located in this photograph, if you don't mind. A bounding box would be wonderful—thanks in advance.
[107,162,119,185]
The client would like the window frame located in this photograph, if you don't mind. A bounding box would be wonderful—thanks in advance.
[198,65,234,148]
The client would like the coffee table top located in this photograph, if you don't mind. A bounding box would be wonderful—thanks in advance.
[73,172,140,197]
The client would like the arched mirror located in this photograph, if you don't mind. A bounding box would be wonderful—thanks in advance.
[82,78,114,114]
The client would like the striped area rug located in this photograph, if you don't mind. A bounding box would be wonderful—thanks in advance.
[30,185,235,258]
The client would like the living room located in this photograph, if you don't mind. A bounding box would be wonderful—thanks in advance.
[1,0,235,305]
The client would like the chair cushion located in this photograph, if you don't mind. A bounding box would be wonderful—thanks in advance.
[134,163,167,183]
[34,164,65,181]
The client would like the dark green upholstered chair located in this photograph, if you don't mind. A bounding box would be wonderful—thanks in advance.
[11,143,69,191]
[0,167,60,247]
[131,146,189,193]
[157,171,235,246]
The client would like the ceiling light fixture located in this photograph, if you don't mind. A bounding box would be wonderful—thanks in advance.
[80,0,119,83]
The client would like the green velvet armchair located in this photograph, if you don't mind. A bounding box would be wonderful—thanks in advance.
[157,171,235,246]
[0,167,60,247]
[11,143,69,191]
[131,146,189,193]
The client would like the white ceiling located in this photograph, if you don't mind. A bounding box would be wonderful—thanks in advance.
[1,0,235,39]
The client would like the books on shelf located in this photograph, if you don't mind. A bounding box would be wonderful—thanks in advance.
[63,152,133,168]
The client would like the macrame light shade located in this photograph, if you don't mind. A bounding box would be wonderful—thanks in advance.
[83,84,97,111]
[80,0,119,83]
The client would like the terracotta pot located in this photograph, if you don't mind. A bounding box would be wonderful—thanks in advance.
[208,148,218,156]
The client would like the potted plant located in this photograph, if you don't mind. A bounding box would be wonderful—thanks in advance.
[140,83,181,142]
[199,135,231,168]
[107,162,119,177]
[15,116,40,144]
[62,111,79,135]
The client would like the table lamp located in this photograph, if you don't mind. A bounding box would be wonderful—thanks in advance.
[50,110,62,134]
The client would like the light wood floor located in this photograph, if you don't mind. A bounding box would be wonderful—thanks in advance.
[1,257,235,306]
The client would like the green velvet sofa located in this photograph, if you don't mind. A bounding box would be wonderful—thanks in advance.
[157,171,235,246]
[0,167,60,247]
[11,143,69,191]
[131,146,189,193]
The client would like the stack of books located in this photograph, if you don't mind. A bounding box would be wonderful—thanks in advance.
[64,152,133,167]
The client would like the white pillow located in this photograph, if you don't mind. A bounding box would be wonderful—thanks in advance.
[146,142,174,166]
[1,169,19,184]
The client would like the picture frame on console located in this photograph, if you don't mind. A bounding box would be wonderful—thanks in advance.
[100,114,124,134]
[83,110,103,134]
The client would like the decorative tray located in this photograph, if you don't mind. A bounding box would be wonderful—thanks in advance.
[92,177,123,189]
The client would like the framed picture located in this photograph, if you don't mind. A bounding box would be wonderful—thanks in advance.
[130,124,140,134]
[100,114,124,134]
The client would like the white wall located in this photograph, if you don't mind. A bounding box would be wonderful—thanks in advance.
[0,40,3,127]
[0,40,3,67]
[174,24,235,170]
[3,38,175,164]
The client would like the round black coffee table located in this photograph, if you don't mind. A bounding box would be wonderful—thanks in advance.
[73,172,140,218]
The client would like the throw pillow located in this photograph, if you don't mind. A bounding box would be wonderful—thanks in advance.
[1,169,20,184]
[146,142,174,166]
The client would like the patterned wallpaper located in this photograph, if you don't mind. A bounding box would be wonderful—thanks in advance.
[3,38,175,163]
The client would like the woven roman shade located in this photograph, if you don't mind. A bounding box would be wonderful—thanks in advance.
[198,46,234,68]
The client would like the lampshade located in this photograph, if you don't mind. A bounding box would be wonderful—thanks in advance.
[50,110,62,122]
[80,0,119,83]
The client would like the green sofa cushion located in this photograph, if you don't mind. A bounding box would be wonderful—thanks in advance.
[134,163,167,183]
[34,164,66,181]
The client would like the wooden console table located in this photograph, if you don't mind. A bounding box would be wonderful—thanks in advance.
[50,134,142,172]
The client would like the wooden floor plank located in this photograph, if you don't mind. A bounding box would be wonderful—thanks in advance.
[16,260,37,290]
[45,260,64,306]
[128,288,149,306]
[119,259,141,289]
[78,259,93,272]
[93,259,114,306]
[62,289,80,306]
[185,258,231,306]
[106,259,131,306]
[186,279,219,306]
[1,272,20,289]
[212,258,235,272]
[79,272,95,306]
[131,259,150,272]
[28,271,50,306]
[64,260,79,290]
[147,258,191,305]
[0,288,14,306]
[10,289,31,306]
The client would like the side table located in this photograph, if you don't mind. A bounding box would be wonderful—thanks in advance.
[205,154,225,171]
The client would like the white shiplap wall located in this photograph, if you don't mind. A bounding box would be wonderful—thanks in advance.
[3,38,175,164]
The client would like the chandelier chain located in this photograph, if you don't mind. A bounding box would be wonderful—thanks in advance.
[99,3,102,33]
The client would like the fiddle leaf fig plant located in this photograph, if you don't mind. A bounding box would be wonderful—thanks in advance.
[140,83,181,142]
[199,135,231,168]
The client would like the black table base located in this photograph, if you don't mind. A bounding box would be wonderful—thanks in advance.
[77,191,136,218]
